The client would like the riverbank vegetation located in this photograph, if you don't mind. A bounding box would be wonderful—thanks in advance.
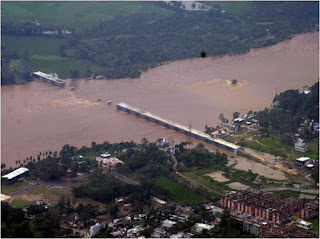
[1,1,318,84]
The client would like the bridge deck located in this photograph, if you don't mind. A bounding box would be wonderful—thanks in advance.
[116,102,241,153]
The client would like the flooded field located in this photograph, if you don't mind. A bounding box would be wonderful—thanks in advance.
[228,156,287,180]
[1,32,318,167]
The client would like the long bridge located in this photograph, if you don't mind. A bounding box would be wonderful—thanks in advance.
[116,102,242,154]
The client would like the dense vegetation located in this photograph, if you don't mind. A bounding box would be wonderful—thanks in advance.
[1,1,318,84]
[61,1,318,79]
[1,198,100,237]
[256,82,319,138]
[1,45,32,85]
[175,142,228,170]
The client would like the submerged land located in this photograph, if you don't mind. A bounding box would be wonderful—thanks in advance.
[1,1,319,238]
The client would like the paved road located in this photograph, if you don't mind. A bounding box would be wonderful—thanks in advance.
[170,151,178,172]
[9,182,47,197]
[261,187,319,195]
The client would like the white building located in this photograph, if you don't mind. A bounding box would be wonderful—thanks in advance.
[194,223,215,233]
[162,219,177,228]
[294,138,308,153]
[297,220,313,230]
[88,223,102,237]
[2,167,29,183]
[295,157,310,166]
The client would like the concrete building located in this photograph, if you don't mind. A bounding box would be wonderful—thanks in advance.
[294,138,308,153]
[88,223,101,237]
[230,211,270,236]
[220,122,238,132]
[219,189,303,224]
[162,219,177,228]
[295,157,310,166]
[193,223,215,233]
[153,197,167,206]
[301,200,319,220]
[2,167,29,184]
[297,220,313,230]
[96,153,124,170]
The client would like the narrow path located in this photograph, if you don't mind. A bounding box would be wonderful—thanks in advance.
[9,182,47,197]
[261,187,319,195]
[170,150,178,172]
[111,171,140,185]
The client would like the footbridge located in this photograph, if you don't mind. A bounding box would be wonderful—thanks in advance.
[116,102,242,154]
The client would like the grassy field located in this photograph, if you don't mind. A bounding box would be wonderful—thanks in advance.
[30,55,106,79]
[2,36,107,78]
[305,138,319,159]
[182,169,229,195]
[2,2,173,30]
[309,217,319,235]
[26,185,73,205]
[10,198,35,208]
[272,190,300,198]
[2,36,65,56]
[1,180,36,195]
[153,177,203,206]
[203,1,250,16]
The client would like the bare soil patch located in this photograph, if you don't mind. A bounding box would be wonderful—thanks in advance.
[205,171,230,182]
[228,182,250,190]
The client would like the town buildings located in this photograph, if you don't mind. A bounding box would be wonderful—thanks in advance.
[96,153,124,170]
[301,200,319,220]
[219,190,303,224]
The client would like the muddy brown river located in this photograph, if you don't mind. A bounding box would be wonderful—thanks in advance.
[1,32,318,168]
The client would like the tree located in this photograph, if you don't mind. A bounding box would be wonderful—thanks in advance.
[233,112,240,119]
[218,113,226,123]
[70,69,79,79]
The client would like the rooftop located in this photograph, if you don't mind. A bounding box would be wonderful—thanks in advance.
[296,157,310,162]
[2,167,29,180]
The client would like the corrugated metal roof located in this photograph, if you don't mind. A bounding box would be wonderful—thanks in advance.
[2,167,29,180]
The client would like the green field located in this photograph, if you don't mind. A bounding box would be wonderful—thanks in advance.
[10,198,35,208]
[2,36,107,78]
[309,217,319,235]
[2,1,173,30]
[1,180,36,195]
[203,1,250,16]
[153,177,203,206]
[2,36,65,56]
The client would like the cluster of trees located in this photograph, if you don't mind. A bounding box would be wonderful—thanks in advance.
[175,143,228,170]
[1,45,32,85]
[256,82,319,139]
[1,19,73,38]
[57,1,318,79]
[1,200,74,238]
[116,141,172,180]
[72,173,138,204]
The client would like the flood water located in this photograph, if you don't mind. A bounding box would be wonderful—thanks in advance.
[1,32,318,168]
